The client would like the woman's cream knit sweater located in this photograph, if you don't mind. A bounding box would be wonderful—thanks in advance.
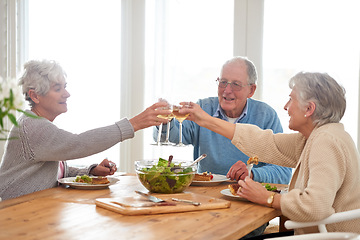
[232,123,360,234]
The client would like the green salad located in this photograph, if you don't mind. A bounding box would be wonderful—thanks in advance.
[74,175,92,183]
[262,183,281,193]
[136,158,195,194]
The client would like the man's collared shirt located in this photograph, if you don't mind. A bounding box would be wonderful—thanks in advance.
[213,99,248,123]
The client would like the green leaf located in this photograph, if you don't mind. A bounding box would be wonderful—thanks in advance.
[17,109,41,119]
[9,89,14,107]
[7,113,18,126]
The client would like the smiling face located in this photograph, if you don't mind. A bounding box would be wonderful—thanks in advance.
[218,61,256,118]
[284,89,307,132]
[31,78,70,121]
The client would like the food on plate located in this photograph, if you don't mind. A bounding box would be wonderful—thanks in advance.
[262,183,281,193]
[91,177,110,184]
[228,183,280,196]
[135,156,196,194]
[74,175,110,184]
[228,183,241,195]
[194,172,214,181]
[247,156,259,165]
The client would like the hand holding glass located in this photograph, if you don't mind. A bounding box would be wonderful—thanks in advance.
[153,101,173,146]
[172,104,190,147]
[156,104,174,145]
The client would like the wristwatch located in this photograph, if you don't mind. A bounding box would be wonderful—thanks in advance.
[267,192,276,208]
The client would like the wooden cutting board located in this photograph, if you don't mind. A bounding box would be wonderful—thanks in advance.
[95,192,231,215]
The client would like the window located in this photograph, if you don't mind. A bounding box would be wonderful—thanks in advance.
[263,0,360,146]
[143,0,234,161]
[18,0,360,171]
[28,0,121,166]
[24,0,234,170]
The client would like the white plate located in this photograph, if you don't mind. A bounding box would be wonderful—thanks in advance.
[191,174,230,186]
[112,172,127,177]
[58,176,120,190]
[220,188,248,201]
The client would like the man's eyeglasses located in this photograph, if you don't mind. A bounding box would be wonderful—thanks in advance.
[216,78,250,91]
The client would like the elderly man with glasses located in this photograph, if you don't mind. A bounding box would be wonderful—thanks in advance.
[154,56,291,238]
[154,56,291,184]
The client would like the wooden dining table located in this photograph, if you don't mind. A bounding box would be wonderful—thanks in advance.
[0,174,286,240]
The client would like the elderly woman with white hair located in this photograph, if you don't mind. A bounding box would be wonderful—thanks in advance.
[180,72,360,236]
[0,59,170,200]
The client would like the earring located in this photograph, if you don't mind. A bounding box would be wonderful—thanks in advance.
[304,115,307,117]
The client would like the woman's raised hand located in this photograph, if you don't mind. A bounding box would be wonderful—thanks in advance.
[179,101,236,141]
[178,101,211,127]
[129,101,172,132]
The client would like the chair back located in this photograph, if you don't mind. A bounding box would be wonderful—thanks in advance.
[285,208,360,233]
[264,209,360,240]
[266,232,360,240]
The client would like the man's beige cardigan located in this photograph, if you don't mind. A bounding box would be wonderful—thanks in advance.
[232,123,360,235]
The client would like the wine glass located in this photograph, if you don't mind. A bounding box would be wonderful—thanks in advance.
[152,121,163,146]
[152,100,173,146]
[162,111,175,145]
[172,104,190,147]
[156,104,174,146]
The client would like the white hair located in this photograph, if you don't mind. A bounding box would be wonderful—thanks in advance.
[289,72,346,127]
[19,60,66,107]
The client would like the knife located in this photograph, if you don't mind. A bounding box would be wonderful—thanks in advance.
[135,191,176,206]
[111,201,173,208]
[171,198,201,206]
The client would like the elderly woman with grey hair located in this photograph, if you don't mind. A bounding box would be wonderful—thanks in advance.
[180,72,360,236]
[0,59,170,200]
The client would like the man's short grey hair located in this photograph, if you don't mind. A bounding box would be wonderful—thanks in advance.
[289,72,346,127]
[19,59,66,107]
[221,56,258,85]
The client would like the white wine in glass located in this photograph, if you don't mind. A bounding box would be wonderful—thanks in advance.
[162,112,175,145]
[152,104,173,146]
[172,105,189,147]
[156,113,173,120]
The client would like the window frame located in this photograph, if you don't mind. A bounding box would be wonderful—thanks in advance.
[2,0,359,169]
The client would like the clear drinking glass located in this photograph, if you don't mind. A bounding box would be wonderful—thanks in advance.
[172,105,190,147]
[152,102,173,146]
[162,112,175,145]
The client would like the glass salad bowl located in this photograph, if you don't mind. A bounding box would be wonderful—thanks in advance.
[135,158,196,194]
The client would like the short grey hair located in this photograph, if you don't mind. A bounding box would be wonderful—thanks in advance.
[289,72,346,127]
[19,60,67,107]
[221,56,258,85]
